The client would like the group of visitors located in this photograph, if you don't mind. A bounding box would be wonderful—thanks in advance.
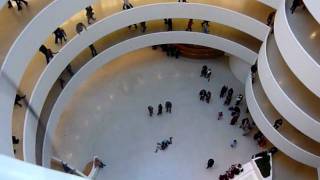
[253,130,267,148]
[219,164,244,180]
[155,137,173,153]
[199,89,211,103]
[7,0,28,11]
[200,65,212,81]
[147,101,172,117]
[152,44,181,59]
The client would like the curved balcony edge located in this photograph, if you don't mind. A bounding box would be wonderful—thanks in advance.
[245,76,320,168]
[258,38,320,143]
[274,1,320,97]
[23,2,267,163]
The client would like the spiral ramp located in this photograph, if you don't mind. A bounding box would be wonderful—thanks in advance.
[0,0,319,179]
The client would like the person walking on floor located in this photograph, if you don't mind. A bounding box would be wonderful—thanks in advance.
[140,21,147,33]
[86,6,96,24]
[89,44,98,57]
[148,106,154,117]
[205,91,211,103]
[230,139,237,148]
[230,115,239,125]
[165,101,172,113]
[206,68,212,81]
[186,19,193,31]
[218,112,223,120]
[15,94,26,107]
[157,104,163,115]
[239,118,249,129]
[227,88,233,98]
[235,94,243,106]
[206,158,214,169]
[273,118,283,129]
[220,85,228,98]
[199,89,206,101]
[224,95,232,106]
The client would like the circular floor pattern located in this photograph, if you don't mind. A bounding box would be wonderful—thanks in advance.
[51,48,260,180]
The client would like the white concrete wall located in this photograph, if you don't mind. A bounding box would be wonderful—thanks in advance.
[303,0,320,23]
[274,1,320,97]
[0,0,96,157]
[23,3,267,163]
[41,31,258,167]
[258,39,320,143]
[257,0,282,9]
[245,76,320,168]
[228,56,251,84]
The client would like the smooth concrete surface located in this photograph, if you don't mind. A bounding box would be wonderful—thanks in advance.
[24,3,266,163]
[264,35,320,142]
[274,0,320,97]
[228,56,251,84]
[51,48,259,180]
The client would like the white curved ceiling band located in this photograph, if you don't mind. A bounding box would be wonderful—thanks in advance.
[258,38,320,142]
[274,1,320,97]
[303,0,320,23]
[0,0,96,157]
[42,31,258,167]
[23,3,268,163]
[245,76,320,168]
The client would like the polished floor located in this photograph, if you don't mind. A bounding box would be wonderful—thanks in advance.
[51,48,316,180]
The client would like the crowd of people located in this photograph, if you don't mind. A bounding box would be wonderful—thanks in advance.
[147,101,172,117]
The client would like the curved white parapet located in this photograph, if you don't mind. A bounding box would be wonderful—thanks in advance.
[258,38,320,143]
[228,55,251,84]
[23,3,267,163]
[245,76,320,168]
[257,0,282,9]
[0,0,96,157]
[274,1,320,97]
[41,31,258,167]
[303,0,320,23]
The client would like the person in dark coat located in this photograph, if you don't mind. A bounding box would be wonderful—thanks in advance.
[267,11,276,26]
[76,22,87,34]
[140,21,147,33]
[220,85,228,98]
[8,1,13,8]
[235,94,243,106]
[167,18,173,31]
[200,65,208,77]
[66,64,74,76]
[89,44,98,57]
[15,94,26,107]
[86,6,96,24]
[53,27,67,45]
[227,88,233,98]
[157,104,163,115]
[205,91,211,103]
[12,136,19,144]
[148,106,153,117]
[224,95,232,106]
[199,89,206,101]
[273,118,283,129]
[39,44,54,64]
[186,19,193,31]
[290,0,301,14]
[59,77,65,89]
[230,115,239,125]
[206,158,214,169]
[165,101,172,113]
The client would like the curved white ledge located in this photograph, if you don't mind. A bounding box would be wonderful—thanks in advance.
[0,0,96,157]
[23,3,266,163]
[303,0,320,23]
[274,1,320,97]
[245,76,320,168]
[258,37,320,143]
[41,31,257,167]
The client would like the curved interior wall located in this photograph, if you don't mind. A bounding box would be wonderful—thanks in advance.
[245,76,320,168]
[0,0,96,157]
[41,31,258,167]
[23,3,268,163]
[258,37,320,143]
[228,55,251,84]
[274,1,320,98]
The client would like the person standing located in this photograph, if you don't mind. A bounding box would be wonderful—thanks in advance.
[206,158,214,169]
[148,106,154,117]
[235,94,243,106]
[140,21,147,33]
[165,101,172,113]
[157,104,163,115]
[206,68,212,81]
[202,21,210,34]
[86,6,96,24]
[53,27,67,45]
[239,118,249,129]
[218,112,223,120]
[199,89,206,101]
[89,44,98,57]
[220,85,228,98]
[273,118,283,129]
[290,0,301,14]
[230,115,239,125]
[186,19,193,31]
[266,11,276,26]
[230,139,237,148]
[205,91,211,103]
[76,22,87,34]
[66,64,74,77]
[59,77,65,89]
[167,18,173,31]
[200,65,208,77]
